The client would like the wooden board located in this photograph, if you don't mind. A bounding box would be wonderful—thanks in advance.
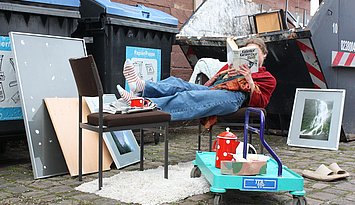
[44,98,113,176]
[255,12,282,33]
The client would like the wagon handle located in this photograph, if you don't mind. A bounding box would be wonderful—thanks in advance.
[243,107,283,176]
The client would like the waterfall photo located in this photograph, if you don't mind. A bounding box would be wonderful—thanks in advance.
[287,89,346,150]
[299,99,333,141]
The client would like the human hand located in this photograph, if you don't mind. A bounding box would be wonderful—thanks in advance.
[204,72,219,86]
[218,64,238,78]
[237,64,253,84]
[226,66,238,77]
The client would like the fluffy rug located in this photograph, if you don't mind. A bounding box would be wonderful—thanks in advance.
[75,162,210,205]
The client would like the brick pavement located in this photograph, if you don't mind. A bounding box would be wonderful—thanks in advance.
[0,125,354,205]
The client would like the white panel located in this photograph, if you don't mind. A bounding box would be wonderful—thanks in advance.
[10,32,86,179]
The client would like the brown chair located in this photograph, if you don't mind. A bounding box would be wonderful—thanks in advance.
[69,55,171,190]
[195,73,266,153]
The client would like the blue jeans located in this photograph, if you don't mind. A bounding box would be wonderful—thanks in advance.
[142,77,247,121]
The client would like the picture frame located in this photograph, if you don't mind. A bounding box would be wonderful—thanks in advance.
[85,94,140,169]
[287,88,346,150]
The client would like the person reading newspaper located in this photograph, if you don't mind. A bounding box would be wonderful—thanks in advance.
[117,38,276,127]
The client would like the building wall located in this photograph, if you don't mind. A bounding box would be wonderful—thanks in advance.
[253,0,311,20]
[112,0,311,80]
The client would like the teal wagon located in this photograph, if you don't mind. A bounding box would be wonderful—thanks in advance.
[191,107,307,205]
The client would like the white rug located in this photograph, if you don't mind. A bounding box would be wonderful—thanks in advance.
[75,162,210,205]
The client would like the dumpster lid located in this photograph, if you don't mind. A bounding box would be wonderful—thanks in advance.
[0,0,80,18]
[22,0,80,7]
[92,0,178,27]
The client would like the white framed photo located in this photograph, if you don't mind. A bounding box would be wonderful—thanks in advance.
[85,94,140,169]
[287,89,346,150]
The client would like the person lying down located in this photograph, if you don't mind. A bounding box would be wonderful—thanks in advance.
[117,38,277,127]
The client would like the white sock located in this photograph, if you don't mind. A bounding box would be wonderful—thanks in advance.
[117,84,134,103]
[123,59,145,94]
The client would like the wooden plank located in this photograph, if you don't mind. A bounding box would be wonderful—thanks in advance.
[44,98,113,176]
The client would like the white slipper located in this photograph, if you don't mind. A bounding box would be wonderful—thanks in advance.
[302,164,349,182]
[328,163,350,178]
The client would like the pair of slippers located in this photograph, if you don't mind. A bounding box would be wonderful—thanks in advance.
[302,163,349,182]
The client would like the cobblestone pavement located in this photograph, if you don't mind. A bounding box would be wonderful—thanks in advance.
[1,124,354,205]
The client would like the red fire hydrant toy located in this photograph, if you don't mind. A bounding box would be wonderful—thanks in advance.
[213,127,240,168]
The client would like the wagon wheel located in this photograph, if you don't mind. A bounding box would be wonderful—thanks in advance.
[214,194,223,205]
[190,166,201,178]
[292,196,307,205]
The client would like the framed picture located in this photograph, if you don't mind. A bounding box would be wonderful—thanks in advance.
[287,89,346,150]
[85,94,140,169]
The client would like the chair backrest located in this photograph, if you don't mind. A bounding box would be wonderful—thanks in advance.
[69,55,103,97]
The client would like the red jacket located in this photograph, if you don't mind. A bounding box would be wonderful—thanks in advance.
[201,65,276,129]
[205,65,276,108]
[248,67,277,108]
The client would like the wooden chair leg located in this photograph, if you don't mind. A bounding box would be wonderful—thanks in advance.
[164,124,169,179]
[78,97,83,182]
[78,127,82,181]
[198,123,202,151]
[279,113,286,136]
[140,129,144,171]
[98,130,103,190]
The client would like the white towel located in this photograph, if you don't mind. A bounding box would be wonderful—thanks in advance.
[189,58,227,84]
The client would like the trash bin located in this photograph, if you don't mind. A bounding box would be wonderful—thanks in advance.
[74,0,179,94]
[0,0,80,137]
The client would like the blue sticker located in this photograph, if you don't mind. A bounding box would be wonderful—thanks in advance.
[0,108,23,120]
[125,46,161,92]
[0,37,11,51]
[242,177,278,191]
[0,36,23,120]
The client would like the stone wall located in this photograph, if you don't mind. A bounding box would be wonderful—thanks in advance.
[112,0,311,80]
[252,0,311,20]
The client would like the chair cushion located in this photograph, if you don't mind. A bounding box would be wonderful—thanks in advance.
[87,110,171,127]
[218,107,266,123]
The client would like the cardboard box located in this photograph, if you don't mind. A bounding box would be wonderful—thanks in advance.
[253,11,284,34]
[220,160,267,176]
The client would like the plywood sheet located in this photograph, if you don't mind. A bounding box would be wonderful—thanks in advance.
[45,98,113,176]
[255,12,282,33]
